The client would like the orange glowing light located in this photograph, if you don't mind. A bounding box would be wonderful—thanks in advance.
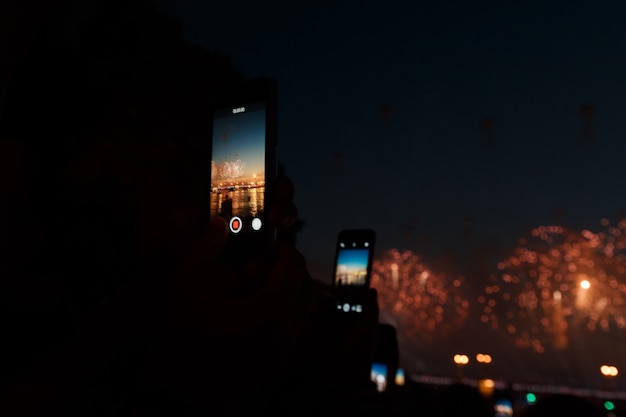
[601,365,618,377]
[454,354,470,365]
[476,353,492,364]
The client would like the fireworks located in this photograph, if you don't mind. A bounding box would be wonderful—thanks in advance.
[211,159,246,180]
[479,220,626,353]
[372,249,470,342]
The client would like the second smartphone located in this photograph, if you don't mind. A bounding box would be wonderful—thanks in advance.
[332,229,376,314]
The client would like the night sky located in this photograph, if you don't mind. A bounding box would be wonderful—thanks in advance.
[161,0,626,280]
[159,0,626,387]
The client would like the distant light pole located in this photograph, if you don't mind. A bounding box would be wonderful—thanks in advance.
[476,353,492,365]
[476,353,493,379]
[454,354,470,381]
[601,364,619,390]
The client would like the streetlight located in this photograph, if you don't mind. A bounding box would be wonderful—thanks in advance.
[454,354,470,365]
[476,353,493,364]
[600,364,619,391]
[600,365,618,377]
[454,354,470,381]
[476,353,493,380]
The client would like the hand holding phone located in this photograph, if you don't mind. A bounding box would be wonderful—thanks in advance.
[209,77,278,289]
[332,229,376,314]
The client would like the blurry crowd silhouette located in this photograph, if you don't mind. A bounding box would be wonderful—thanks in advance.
[0,1,611,416]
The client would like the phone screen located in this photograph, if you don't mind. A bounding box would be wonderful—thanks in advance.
[333,229,375,313]
[494,398,513,417]
[395,368,405,386]
[211,101,268,236]
[371,362,388,392]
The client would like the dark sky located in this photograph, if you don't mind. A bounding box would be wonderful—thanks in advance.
[161,0,626,284]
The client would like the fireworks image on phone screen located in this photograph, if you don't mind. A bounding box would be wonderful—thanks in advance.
[211,101,266,234]
[335,247,370,287]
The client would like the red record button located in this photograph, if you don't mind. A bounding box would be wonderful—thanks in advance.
[229,216,243,233]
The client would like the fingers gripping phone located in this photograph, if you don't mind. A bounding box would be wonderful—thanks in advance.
[332,229,376,314]
[209,77,278,270]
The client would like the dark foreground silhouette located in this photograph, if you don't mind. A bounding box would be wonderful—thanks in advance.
[1,1,387,416]
[521,393,605,417]
[1,2,616,417]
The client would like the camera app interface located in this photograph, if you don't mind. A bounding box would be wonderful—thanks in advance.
[335,237,372,313]
[211,102,266,235]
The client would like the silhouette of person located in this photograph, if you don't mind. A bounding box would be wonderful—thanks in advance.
[220,192,233,219]
[431,383,493,417]
[0,1,386,416]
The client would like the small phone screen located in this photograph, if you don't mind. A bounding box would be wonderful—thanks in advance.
[210,101,267,236]
[334,230,375,313]
[494,398,513,417]
[395,368,405,386]
[371,362,388,392]
[334,246,370,287]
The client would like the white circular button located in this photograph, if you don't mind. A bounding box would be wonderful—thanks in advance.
[229,216,243,233]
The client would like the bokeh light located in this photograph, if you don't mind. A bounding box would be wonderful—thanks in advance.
[479,220,626,353]
[454,354,470,365]
[600,365,619,377]
[476,353,493,364]
[372,249,470,342]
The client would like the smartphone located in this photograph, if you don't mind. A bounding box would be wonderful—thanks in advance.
[493,396,513,417]
[370,362,388,392]
[209,77,278,269]
[370,364,405,393]
[332,229,376,313]
[395,368,405,386]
